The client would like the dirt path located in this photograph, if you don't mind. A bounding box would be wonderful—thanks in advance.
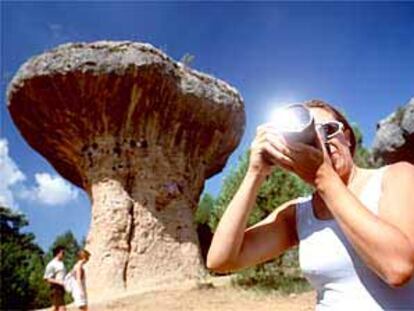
[73,286,315,311]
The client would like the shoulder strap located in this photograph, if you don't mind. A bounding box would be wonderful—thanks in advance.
[295,196,313,239]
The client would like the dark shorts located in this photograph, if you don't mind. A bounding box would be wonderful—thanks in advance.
[50,284,65,306]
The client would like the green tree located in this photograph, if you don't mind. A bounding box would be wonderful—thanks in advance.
[0,206,50,309]
[180,53,195,67]
[0,207,85,309]
[195,193,215,225]
[209,152,250,230]
[27,253,51,308]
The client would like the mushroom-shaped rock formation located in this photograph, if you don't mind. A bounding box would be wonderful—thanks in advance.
[372,98,414,164]
[7,41,245,297]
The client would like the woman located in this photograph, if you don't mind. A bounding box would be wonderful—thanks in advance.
[207,100,414,310]
[65,250,90,310]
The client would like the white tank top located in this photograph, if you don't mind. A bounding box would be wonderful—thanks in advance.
[296,167,414,310]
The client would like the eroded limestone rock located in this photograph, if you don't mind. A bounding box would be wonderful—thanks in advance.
[372,98,414,164]
[7,41,245,298]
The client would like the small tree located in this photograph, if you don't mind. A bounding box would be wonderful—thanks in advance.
[180,53,195,67]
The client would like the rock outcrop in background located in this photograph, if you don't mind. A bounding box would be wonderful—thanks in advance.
[7,41,245,299]
[373,98,414,164]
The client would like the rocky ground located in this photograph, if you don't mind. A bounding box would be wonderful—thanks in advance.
[62,277,315,311]
[84,287,314,311]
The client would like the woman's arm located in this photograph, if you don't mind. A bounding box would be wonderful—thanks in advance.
[316,162,414,287]
[206,170,265,272]
[264,128,414,287]
[207,124,300,273]
[206,171,299,273]
[75,263,85,295]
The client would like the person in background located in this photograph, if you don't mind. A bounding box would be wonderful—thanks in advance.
[65,249,91,311]
[44,245,67,311]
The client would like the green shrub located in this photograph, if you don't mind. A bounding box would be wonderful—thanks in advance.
[231,248,311,294]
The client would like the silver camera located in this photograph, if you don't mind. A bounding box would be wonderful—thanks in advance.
[272,104,319,146]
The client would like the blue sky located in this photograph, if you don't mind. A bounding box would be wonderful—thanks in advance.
[1,1,413,250]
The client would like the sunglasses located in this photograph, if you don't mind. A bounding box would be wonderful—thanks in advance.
[316,120,344,141]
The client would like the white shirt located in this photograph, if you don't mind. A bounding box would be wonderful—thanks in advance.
[44,258,66,282]
[296,167,414,310]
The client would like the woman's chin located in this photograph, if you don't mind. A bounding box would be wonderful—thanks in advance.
[331,155,353,180]
[332,155,344,173]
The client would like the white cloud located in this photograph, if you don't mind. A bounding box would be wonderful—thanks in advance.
[0,138,26,209]
[20,173,79,206]
[0,138,79,208]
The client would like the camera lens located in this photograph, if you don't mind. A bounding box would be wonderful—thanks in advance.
[272,104,317,146]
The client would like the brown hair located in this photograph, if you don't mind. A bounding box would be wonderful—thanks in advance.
[304,99,357,156]
[78,249,91,260]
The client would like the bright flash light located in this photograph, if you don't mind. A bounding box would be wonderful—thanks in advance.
[270,103,311,132]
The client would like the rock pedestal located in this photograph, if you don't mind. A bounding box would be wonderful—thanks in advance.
[7,41,245,298]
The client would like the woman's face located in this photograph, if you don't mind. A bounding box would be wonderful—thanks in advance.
[310,107,354,178]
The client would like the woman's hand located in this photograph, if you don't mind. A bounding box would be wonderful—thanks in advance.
[284,138,334,186]
[248,123,295,176]
[254,124,337,186]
